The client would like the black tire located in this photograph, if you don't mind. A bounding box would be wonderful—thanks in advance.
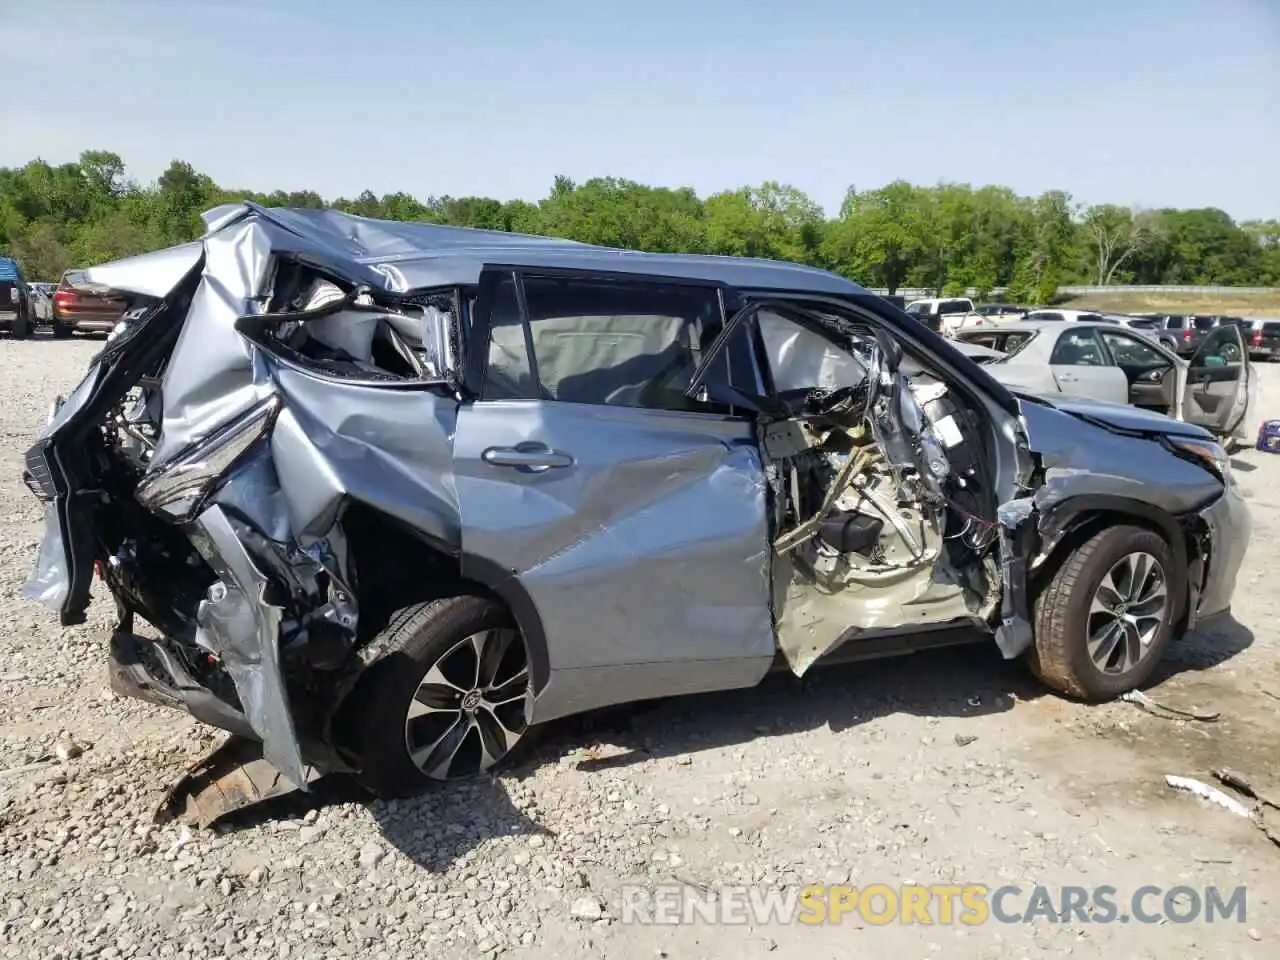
[1026,525,1176,701]
[51,321,73,339]
[10,316,31,339]
[348,595,535,798]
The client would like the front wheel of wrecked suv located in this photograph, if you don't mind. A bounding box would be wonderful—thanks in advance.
[1026,525,1176,701]
[350,596,535,798]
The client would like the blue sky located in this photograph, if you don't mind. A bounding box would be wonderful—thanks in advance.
[5,0,1277,219]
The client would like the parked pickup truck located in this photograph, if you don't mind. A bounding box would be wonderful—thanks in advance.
[0,257,35,338]
[904,297,986,335]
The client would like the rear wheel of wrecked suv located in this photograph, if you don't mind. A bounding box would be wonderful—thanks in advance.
[1027,525,1175,701]
[350,596,534,798]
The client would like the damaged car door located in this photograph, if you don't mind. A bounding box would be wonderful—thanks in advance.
[452,270,776,723]
[712,303,1007,674]
[1181,323,1252,437]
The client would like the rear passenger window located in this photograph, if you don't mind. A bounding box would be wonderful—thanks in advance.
[1050,329,1105,365]
[513,276,725,410]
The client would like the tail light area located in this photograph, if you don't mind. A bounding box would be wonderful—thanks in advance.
[53,290,79,310]
[1252,330,1263,347]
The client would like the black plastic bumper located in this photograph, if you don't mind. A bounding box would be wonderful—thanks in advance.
[107,631,257,741]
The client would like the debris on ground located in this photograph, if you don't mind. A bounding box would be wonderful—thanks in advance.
[954,734,978,747]
[155,734,319,828]
[1122,690,1220,721]
[569,895,605,921]
[52,739,85,762]
[1211,768,1280,809]
[1164,775,1254,819]
[1169,773,1280,851]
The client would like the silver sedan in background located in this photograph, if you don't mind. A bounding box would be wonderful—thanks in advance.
[954,320,1255,445]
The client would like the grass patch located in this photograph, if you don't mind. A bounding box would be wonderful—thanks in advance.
[1061,290,1280,316]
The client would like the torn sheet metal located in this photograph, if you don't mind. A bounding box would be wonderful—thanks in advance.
[119,206,464,784]
[993,497,1036,659]
[135,395,282,522]
[151,214,278,467]
[270,367,460,546]
[188,506,306,788]
[81,242,204,300]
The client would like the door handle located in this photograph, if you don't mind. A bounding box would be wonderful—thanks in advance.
[482,442,574,472]
[1057,373,1079,382]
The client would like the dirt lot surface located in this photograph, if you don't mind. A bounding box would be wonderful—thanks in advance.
[2,336,1279,960]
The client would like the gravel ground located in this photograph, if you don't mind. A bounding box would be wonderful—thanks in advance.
[2,335,1279,959]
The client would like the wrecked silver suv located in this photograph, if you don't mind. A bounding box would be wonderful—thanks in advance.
[22,204,1250,797]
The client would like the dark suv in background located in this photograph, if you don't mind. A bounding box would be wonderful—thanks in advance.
[0,256,35,338]
[1132,314,1222,356]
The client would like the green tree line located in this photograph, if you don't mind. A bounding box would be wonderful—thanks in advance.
[3,151,1278,300]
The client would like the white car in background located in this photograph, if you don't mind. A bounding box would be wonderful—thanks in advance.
[954,319,1255,446]
[1023,308,1117,324]
[904,297,986,335]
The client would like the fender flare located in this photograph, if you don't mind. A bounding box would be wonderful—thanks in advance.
[459,553,552,696]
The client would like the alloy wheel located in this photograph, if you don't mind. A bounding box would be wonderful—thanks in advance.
[403,628,530,780]
[1086,551,1168,675]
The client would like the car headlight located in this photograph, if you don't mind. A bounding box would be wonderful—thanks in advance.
[1167,436,1231,480]
[107,320,128,343]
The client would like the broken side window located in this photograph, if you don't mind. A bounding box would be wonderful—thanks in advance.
[245,270,461,386]
[756,308,868,394]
